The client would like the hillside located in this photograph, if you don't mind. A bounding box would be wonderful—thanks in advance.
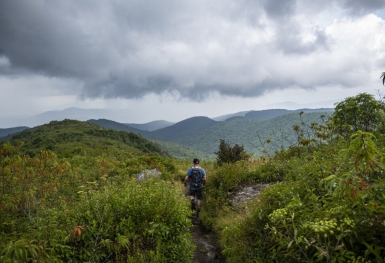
[87,118,148,135]
[1,109,334,160]
[180,111,332,157]
[154,140,213,160]
[6,119,165,158]
[244,108,333,119]
[0,126,29,138]
[147,116,218,142]
[88,111,332,158]
[125,120,175,131]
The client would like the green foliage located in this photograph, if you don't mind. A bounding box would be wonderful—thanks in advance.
[154,140,214,161]
[193,111,332,157]
[90,111,333,157]
[218,129,385,263]
[6,119,165,158]
[200,161,269,231]
[215,139,251,166]
[329,93,385,137]
[0,126,28,139]
[5,92,385,263]
[0,143,194,262]
[1,179,193,262]
[208,94,385,262]
[54,179,193,262]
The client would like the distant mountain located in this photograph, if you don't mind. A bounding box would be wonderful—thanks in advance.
[82,109,335,153]
[265,100,338,110]
[87,119,148,135]
[244,109,292,120]
[0,107,336,160]
[212,111,250,121]
[0,107,133,128]
[148,116,218,143]
[212,108,334,121]
[125,120,175,131]
[179,111,333,157]
[0,106,335,128]
[86,110,333,159]
[0,126,29,138]
[244,108,333,120]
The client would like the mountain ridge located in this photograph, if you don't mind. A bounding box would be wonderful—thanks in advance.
[0,106,334,129]
[124,120,175,131]
[1,109,333,159]
[88,110,333,158]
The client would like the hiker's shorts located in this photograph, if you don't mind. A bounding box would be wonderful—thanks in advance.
[189,189,203,200]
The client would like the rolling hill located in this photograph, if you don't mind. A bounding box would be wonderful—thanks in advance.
[0,126,29,138]
[125,120,175,131]
[1,108,334,160]
[6,119,165,158]
[180,111,332,157]
[90,110,333,159]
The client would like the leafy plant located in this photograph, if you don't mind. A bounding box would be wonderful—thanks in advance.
[215,139,251,165]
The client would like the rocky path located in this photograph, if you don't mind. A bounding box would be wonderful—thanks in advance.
[190,213,225,263]
[187,182,270,263]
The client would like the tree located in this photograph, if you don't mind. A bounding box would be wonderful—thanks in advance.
[329,93,385,136]
[215,139,250,165]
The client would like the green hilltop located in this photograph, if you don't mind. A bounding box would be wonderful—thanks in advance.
[8,119,165,158]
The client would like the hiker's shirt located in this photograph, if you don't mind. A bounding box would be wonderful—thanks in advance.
[186,167,206,190]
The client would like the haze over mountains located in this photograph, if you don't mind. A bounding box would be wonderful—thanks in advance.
[0,106,334,159]
[0,100,337,129]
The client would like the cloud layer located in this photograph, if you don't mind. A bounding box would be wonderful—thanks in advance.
[1,0,385,103]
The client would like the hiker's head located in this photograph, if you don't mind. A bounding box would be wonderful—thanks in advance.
[193,158,200,165]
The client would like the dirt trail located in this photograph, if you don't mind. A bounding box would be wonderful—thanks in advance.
[183,184,225,262]
[190,213,225,263]
[186,182,270,262]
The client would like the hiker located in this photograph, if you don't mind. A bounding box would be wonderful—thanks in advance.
[184,158,206,214]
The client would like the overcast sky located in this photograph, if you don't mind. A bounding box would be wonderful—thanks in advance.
[1,0,385,126]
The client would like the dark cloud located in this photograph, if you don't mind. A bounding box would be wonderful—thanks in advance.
[264,0,297,19]
[81,74,176,99]
[0,0,384,103]
[338,0,385,15]
[0,1,111,79]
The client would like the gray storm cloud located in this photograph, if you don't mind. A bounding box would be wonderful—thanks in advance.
[0,0,384,101]
[339,0,385,15]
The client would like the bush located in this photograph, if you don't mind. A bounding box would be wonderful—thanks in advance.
[1,179,194,263]
[215,139,251,166]
[219,132,385,263]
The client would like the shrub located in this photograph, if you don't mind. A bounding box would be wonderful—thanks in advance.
[1,179,194,263]
[215,139,251,166]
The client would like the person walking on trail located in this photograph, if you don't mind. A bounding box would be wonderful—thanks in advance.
[184,158,206,215]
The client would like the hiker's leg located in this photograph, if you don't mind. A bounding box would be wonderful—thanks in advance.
[189,189,195,201]
[189,190,197,210]
[196,190,203,211]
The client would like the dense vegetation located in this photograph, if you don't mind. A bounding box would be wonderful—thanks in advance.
[200,93,385,262]
[8,119,165,158]
[3,92,385,262]
[0,122,193,262]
